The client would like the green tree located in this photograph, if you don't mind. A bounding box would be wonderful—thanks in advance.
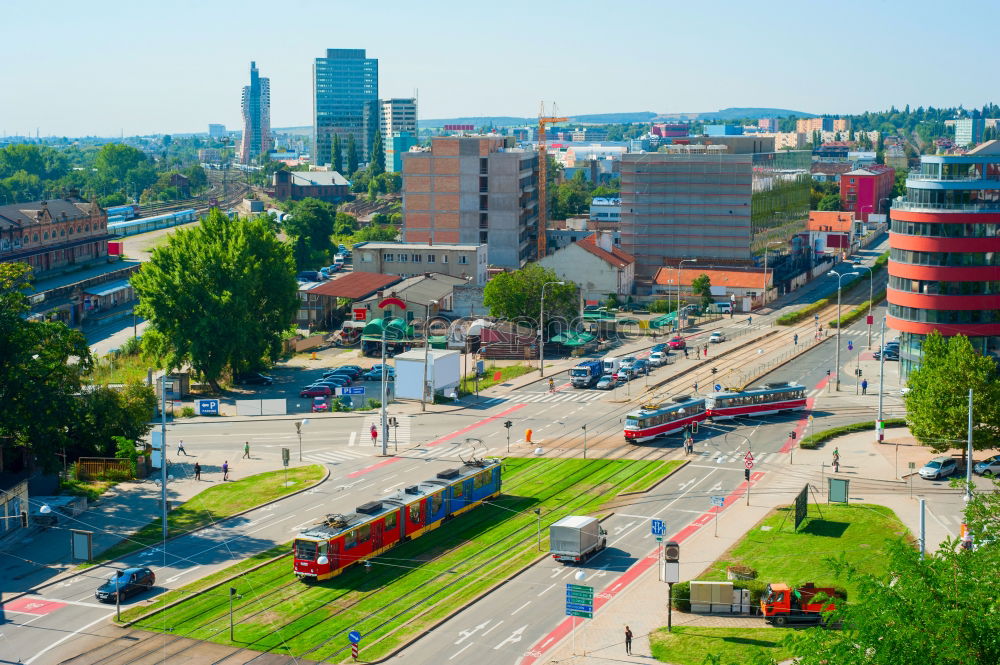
[691,273,714,310]
[818,193,841,211]
[283,198,336,270]
[131,210,298,390]
[332,134,343,172]
[367,178,380,202]
[483,264,578,324]
[334,212,358,236]
[69,381,156,458]
[347,135,358,175]
[368,131,385,179]
[904,332,1000,455]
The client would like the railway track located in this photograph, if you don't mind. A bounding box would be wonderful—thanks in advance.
[100,456,670,664]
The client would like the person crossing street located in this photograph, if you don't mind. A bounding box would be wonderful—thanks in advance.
[242,441,251,459]
[861,378,868,395]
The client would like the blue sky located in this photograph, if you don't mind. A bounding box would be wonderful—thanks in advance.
[3,0,998,137]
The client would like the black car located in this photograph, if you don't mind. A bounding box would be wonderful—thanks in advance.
[96,566,155,603]
[236,371,274,386]
[324,367,362,380]
[296,271,323,282]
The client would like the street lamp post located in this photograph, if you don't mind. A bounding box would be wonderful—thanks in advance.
[582,424,587,459]
[852,262,874,349]
[828,270,859,391]
[295,418,309,461]
[676,259,697,331]
[761,241,784,307]
[539,281,566,378]
[421,300,439,412]
[159,377,171,540]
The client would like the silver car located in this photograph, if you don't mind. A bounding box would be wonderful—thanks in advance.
[918,456,958,480]
[974,454,1000,476]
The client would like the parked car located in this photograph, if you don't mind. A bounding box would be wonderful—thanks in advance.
[323,368,360,380]
[313,376,351,388]
[363,367,396,381]
[919,456,958,480]
[974,454,1000,476]
[235,371,273,386]
[620,356,637,371]
[300,385,332,398]
[709,331,727,343]
[296,271,323,282]
[649,351,668,367]
[596,375,620,390]
[633,359,650,375]
[668,336,686,350]
[312,396,329,413]
[651,343,667,353]
[95,567,155,603]
[873,349,899,361]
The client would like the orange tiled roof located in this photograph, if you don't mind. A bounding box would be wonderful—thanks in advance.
[576,233,635,268]
[807,211,854,232]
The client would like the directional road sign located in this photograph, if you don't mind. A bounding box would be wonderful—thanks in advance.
[566,583,593,618]
[651,519,665,536]
[348,630,361,644]
[848,340,853,351]
[337,386,366,396]
[711,496,726,507]
[714,384,722,392]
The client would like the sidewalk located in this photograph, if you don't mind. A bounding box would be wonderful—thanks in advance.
[0,451,319,597]
[541,426,959,664]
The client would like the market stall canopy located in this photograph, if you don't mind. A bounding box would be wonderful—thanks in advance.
[361,317,414,342]
[550,331,596,347]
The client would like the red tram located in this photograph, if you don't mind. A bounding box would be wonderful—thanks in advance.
[704,382,807,420]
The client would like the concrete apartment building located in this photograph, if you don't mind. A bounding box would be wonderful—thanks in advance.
[619,140,811,288]
[796,117,850,133]
[401,136,539,270]
[352,241,487,285]
[313,48,378,166]
[239,62,272,164]
[381,98,417,172]
[208,124,226,139]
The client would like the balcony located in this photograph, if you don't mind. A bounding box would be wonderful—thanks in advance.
[892,197,1000,213]
[907,173,1000,182]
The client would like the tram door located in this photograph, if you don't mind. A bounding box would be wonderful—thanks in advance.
[328,541,339,570]
[372,521,384,550]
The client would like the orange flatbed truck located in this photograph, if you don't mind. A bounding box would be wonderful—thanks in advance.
[761,582,838,626]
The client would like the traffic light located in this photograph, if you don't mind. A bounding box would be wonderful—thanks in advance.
[711,367,718,374]
[691,421,698,434]
[790,431,797,440]
[744,468,751,481]
[504,420,512,429]
[826,369,831,376]
[858,368,863,377]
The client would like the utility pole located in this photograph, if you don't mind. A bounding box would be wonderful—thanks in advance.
[160,377,169,540]
[380,315,389,457]
[965,388,974,502]
[876,315,886,443]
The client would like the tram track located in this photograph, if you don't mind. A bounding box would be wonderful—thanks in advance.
[107,456,667,664]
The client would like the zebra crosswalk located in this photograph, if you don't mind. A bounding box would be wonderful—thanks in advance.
[708,450,776,466]
[505,391,607,404]
[302,447,375,465]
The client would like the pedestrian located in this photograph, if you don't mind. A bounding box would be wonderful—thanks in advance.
[194,462,201,481]
[683,346,689,359]
[693,381,699,393]
[177,440,188,457]
[685,436,694,455]
[832,449,840,473]
[243,441,250,459]
[548,378,555,393]
[794,333,798,346]
[370,424,378,445]
[748,315,753,326]
[625,626,633,655]
[861,379,868,395]
[703,344,708,358]
[222,460,229,481]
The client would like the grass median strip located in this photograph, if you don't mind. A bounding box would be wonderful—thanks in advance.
[129,457,684,661]
[88,465,324,567]
[650,626,793,665]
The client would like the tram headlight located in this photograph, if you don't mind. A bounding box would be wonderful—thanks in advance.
[317,556,329,565]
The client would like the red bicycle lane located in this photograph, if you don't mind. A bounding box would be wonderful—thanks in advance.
[519,471,767,665]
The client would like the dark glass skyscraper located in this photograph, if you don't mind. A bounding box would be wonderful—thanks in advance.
[313,49,378,168]
[239,61,271,164]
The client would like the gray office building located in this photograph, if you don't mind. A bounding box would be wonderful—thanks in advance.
[620,142,810,286]
[313,48,378,167]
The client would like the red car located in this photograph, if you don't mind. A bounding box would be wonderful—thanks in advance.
[300,385,332,398]
[668,336,686,350]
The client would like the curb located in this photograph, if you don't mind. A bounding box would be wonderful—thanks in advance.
[2,465,331,608]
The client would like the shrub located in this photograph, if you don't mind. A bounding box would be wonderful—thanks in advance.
[828,290,887,328]
[365,398,382,410]
[776,298,829,326]
[671,580,691,611]
[799,418,907,449]
[180,406,196,418]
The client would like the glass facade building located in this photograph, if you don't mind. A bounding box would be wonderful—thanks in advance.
[313,49,378,168]
[620,149,810,282]
[887,142,1000,375]
[239,62,271,164]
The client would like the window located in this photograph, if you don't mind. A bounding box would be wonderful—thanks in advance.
[458,255,469,264]
[383,253,394,262]
[479,212,488,229]
[398,254,409,262]
[411,254,421,263]
[33,234,38,242]
[409,502,421,522]
[453,482,464,498]
[357,523,371,543]
[427,254,436,263]
[479,232,488,244]
[441,254,448,263]
[431,492,443,514]
[345,529,358,548]
[43,232,49,240]
[385,511,397,531]
[480,157,488,175]
[294,540,317,560]
[479,194,488,211]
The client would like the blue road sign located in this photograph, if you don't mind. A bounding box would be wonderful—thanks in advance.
[848,340,853,351]
[566,601,593,612]
[711,496,726,507]
[197,399,219,416]
[348,630,361,644]
[337,387,366,396]
[651,519,665,536]
[714,384,722,392]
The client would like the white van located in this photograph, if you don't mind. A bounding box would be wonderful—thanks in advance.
[602,356,620,375]
[708,302,732,314]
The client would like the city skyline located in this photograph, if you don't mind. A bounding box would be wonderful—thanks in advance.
[3,0,999,137]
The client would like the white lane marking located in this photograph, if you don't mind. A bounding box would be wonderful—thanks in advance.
[550,568,562,578]
[246,514,296,535]
[481,619,503,637]
[165,566,202,584]
[291,518,316,531]
[455,620,490,645]
[537,583,556,597]
[493,624,528,650]
[25,612,114,664]
[511,601,531,615]
[450,644,473,660]
[349,431,357,446]
[609,469,719,548]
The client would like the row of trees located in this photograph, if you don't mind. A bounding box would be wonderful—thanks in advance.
[0,263,157,473]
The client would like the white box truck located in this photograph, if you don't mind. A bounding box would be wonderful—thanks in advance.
[550,515,607,563]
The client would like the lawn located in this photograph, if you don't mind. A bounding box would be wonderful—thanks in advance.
[699,503,909,597]
[88,465,325,567]
[84,350,150,386]
[619,459,686,494]
[649,626,793,665]
[126,457,683,662]
[459,363,534,395]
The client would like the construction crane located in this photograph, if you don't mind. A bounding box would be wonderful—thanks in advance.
[537,102,568,259]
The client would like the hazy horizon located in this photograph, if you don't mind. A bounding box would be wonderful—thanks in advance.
[3,0,997,137]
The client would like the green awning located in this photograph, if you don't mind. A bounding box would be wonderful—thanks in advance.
[583,311,616,321]
[650,312,677,329]
[617,318,639,325]
[550,332,596,347]
[429,335,448,349]
[361,317,414,342]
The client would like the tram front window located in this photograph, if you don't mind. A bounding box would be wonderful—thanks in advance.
[625,417,640,428]
[294,539,317,560]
